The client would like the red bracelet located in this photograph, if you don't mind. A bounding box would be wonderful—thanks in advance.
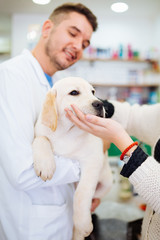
[120,141,138,160]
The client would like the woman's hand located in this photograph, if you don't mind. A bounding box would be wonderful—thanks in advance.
[65,104,135,153]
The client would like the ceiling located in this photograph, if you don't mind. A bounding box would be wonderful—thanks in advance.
[0,0,160,36]
[0,0,160,18]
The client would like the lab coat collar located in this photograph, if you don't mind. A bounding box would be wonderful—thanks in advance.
[22,49,51,89]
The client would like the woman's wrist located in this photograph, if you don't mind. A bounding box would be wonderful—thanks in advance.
[120,146,148,177]
[114,133,134,153]
[126,145,138,156]
[120,141,139,163]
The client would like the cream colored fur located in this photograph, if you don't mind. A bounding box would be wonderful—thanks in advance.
[32,77,113,240]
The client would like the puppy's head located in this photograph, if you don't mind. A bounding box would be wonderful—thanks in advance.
[41,77,105,131]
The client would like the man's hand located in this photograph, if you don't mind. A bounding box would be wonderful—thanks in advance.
[103,139,111,153]
[91,198,100,212]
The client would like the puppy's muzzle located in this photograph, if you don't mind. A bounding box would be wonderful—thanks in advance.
[92,100,104,118]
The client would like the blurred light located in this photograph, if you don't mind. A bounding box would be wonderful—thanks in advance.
[111,2,129,13]
[32,0,51,5]
[27,30,37,41]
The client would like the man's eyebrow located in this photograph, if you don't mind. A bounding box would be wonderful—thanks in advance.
[70,26,81,33]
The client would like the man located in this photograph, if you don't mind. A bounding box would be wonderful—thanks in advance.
[0,3,97,240]
[32,3,97,77]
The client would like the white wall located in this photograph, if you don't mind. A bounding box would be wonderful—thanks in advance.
[11,14,47,56]
[153,16,160,47]
[11,13,160,58]
[92,16,153,49]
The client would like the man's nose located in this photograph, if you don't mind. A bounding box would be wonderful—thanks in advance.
[73,39,83,52]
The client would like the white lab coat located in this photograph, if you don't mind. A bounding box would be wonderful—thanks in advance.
[0,49,80,240]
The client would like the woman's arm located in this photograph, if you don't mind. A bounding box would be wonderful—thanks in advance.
[110,100,160,146]
[65,105,160,213]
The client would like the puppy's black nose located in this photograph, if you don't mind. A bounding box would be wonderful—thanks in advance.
[92,100,103,110]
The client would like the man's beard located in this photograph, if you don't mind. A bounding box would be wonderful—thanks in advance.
[45,42,73,71]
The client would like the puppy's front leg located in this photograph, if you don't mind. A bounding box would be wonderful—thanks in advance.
[72,163,102,240]
[32,136,56,181]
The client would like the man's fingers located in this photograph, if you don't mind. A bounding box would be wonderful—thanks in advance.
[91,198,100,212]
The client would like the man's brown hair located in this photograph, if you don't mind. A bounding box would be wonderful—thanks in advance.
[49,2,98,31]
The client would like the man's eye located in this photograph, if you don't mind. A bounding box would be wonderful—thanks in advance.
[69,32,76,37]
[82,41,90,49]
[69,90,80,96]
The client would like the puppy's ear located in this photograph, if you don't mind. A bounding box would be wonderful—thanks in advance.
[98,98,115,118]
[41,89,57,131]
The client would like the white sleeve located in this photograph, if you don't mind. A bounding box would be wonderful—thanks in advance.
[111,100,160,146]
[0,66,80,192]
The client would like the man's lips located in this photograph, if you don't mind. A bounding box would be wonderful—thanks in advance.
[64,49,77,61]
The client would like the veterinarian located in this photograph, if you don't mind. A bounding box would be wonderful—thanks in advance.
[65,102,160,240]
[0,3,98,240]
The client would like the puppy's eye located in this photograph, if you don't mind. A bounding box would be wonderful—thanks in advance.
[92,90,95,95]
[69,90,80,96]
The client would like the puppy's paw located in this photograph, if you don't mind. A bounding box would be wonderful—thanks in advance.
[73,214,93,239]
[72,228,84,240]
[34,155,56,181]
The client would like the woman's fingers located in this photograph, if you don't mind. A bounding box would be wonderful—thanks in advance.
[70,104,86,122]
[71,104,107,128]
[65,104,134,152]
[65,106,107,140]
[65,108,93,133]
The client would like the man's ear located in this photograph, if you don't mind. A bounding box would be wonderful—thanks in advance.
[42,19,54,38]
[99,98,115,118]
[41,89,57,131]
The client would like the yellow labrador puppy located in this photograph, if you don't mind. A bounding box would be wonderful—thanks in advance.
[32,77,112,240]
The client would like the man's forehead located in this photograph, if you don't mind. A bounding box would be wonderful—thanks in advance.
[63,12,92,29]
